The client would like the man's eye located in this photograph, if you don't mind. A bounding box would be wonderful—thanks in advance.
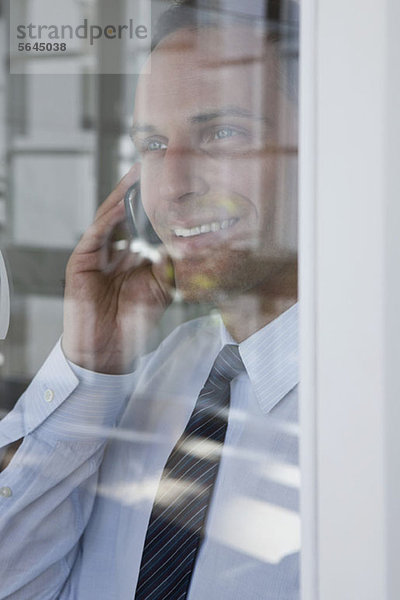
[212,127,239,140]
[201,127,246,146]
[146,140,167,152]
[200,126,250,155]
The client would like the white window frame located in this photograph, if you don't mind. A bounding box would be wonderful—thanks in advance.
[299,0,400,598]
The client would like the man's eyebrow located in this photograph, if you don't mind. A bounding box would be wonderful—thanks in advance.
[189,106,271,125]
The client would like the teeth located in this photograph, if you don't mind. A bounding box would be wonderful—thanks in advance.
[174,219,237,238]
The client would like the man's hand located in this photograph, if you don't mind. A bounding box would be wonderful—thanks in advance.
[62,165,174,374]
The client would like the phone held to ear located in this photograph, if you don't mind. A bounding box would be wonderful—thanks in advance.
[124,182,161,246]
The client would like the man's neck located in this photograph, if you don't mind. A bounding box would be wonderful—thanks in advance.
[217,264,298,342]
[219,296,296,342]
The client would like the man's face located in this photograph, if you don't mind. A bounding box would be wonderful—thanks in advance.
[132,26,297,302]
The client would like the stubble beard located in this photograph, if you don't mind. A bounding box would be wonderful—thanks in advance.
[172,247,292,305]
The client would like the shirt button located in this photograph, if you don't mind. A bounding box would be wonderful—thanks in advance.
[44,389,54,403]
[0,486,12,498]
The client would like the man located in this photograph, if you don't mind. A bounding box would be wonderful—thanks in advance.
[0,1,299,598]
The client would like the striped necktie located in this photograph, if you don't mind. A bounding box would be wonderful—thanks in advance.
[134,344,245,600]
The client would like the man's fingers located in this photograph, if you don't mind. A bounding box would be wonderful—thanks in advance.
[108,241,152,274]
[95,163,141,222]
[117,254,174,314]
[75,201,126,256]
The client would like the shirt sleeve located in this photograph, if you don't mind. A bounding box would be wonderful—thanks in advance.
[0,339,137,599]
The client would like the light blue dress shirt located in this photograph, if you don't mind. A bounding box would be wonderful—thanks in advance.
[0,304,299,600]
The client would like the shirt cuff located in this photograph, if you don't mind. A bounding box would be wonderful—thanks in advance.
[0,339,137,445]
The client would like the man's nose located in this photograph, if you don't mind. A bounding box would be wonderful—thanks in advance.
[158,144,209,202]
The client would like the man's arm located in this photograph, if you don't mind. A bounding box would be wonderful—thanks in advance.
[0,340,137,599]
[0,165,173,598]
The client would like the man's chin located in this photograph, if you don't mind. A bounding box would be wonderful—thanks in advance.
[173,259,244,304]
[174,272,224,304]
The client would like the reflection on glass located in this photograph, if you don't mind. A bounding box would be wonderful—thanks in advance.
[0,1,299,599]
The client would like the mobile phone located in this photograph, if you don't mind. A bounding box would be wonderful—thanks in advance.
[124,182,161,245]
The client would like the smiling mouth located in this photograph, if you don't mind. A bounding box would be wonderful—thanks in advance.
[172,218,239,238]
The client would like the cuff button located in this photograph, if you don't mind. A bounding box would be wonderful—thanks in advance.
[44,389,55,403]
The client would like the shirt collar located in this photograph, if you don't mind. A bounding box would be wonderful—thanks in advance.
[219,303,298,413]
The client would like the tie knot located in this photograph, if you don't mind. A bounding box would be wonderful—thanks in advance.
[210,344,245,385]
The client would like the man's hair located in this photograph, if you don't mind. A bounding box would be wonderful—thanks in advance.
[151,0,299,101]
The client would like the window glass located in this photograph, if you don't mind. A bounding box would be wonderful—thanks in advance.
[0,1,300,598]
